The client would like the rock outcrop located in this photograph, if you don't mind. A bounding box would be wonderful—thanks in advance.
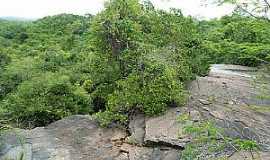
[0,115,181,160]
[1,64,269,160]
[188,64,270,159]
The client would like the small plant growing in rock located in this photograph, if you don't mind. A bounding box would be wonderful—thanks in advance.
[233,139,258,151]
[95,110,128,127]
[125,136,137,145]
[179,119,259,160]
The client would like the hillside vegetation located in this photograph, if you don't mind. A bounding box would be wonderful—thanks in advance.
[0,0,269,128]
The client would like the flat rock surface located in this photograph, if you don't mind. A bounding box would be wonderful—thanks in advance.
[188,64,270,159]
[229,151,270,160]
[144,107,191,149]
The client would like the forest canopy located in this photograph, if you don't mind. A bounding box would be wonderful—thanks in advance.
[0,0,269,128]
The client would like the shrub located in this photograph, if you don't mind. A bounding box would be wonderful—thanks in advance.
[0,57,40,100]
[95,110,128,127]
[0,51,10,68]
[94,48,189,126]
[203,41,270,66]
[201,16,270,67]
[1,72,92,127]
[91,0,209,126]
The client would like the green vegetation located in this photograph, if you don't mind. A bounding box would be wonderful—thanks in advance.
[200,15,270,66]
[0,0,269,128]
[178,114,259,160]
[0,14,93,128]
[247,105,270,113]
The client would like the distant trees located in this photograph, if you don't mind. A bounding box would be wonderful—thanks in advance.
[200,15,270,66]
[2,72,91,127]
[0,15,93,127]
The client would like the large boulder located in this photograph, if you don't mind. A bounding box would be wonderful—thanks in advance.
[0,116,128,160]
[0,115,181,160]
[127,113,145,145]
[144,107,191,149]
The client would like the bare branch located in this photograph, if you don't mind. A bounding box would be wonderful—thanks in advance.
[263,0,270,9]
[236,4,261,19]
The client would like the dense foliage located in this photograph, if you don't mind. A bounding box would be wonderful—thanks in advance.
[200,15,270,66]
[0,0,269,128]
[0,14,93,127]
[89,0,211,126]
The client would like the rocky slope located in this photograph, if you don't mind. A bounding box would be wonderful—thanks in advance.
[0,64,269,160]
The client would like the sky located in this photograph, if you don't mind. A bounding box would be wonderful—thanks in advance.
[0,0,234,19]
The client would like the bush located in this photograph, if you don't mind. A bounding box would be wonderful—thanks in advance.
[0,57,40,100]
[94,47,190,126]
[90,0,209,126]
[1,72,92,127]
[0,51,10,69]
[107,67,186,116]
[95,110,128,127]
[201,16,270,67]
[203,41,270,66]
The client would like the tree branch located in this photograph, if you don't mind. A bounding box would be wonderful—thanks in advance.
[263,0,270,9]
[236,4,260,19]
[236,3,270,21]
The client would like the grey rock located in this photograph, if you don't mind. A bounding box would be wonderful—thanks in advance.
[0,115,180,160]
[115,152,129,160]
[128,113,145,145]
[0,115,127,160]
[189,110,201,122]
[120,143,180,160]
[229,151,270,160]
[198,99,211,105]
[144,107,190,149]
[0,144,32,160]
[188,64,270,154]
